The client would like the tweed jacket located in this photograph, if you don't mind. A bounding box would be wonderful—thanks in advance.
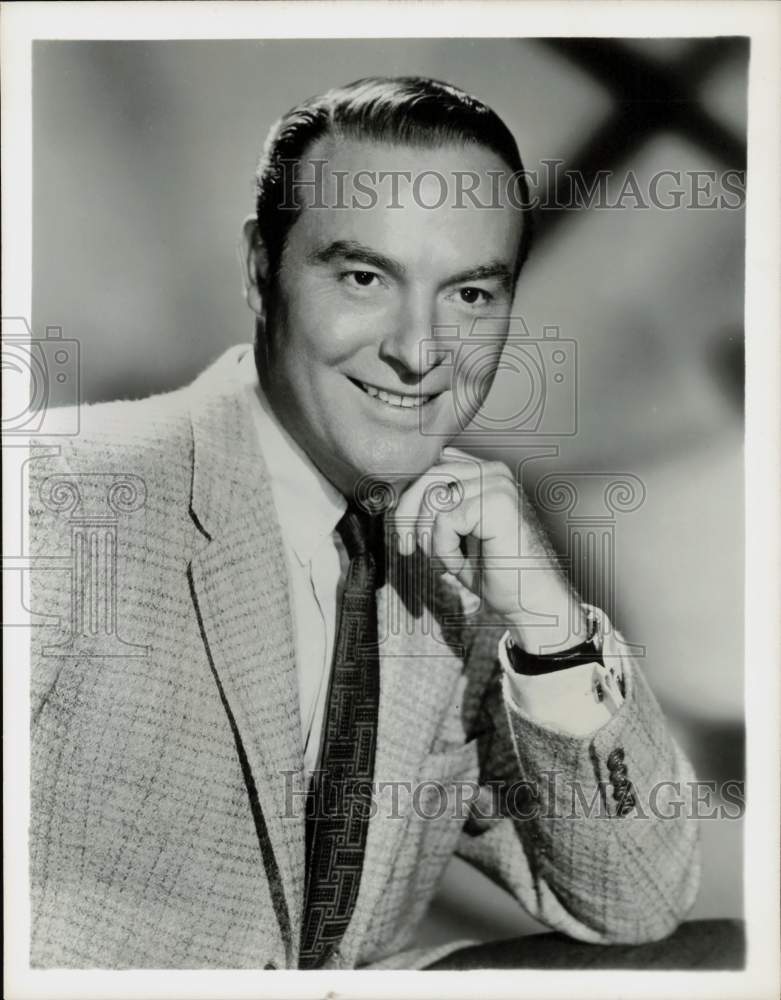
[29,346,700,970]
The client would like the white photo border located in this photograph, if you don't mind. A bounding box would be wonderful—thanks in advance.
[3,3,779,999]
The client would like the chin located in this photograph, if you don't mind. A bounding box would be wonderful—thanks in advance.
[360,437,437,478]
[344,454,433,515]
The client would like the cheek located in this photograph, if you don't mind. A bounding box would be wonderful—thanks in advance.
[282,290,373,370]
[454,344,504,417]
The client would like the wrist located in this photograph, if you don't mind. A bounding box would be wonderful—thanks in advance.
[502,607,603,676]
[503,593,589,657]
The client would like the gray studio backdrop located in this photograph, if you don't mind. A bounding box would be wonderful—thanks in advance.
[32,38,746,942]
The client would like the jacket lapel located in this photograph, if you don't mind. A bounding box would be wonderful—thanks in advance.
[186,348,306,965]
[183,347,468,969]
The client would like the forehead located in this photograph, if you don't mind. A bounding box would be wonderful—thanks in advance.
[285,136,524,272]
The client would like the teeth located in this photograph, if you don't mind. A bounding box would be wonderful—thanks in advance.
[358,380,432,408]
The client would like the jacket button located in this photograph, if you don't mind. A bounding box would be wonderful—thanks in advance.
[607,747,625,770]
[264,961,277,970]
[611,778,630,800]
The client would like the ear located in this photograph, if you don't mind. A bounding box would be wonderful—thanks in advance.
[238,217,269,318]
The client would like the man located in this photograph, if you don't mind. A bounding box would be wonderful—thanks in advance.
[29,76,701,970]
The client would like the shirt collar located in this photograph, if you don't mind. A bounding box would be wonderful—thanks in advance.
[236,347,346,566]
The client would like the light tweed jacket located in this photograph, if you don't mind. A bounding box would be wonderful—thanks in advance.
[29,346,700,970]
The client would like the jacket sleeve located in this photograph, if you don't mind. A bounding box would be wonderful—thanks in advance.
[454,612,701,944]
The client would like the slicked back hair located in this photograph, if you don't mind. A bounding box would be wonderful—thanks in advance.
[254,76,533,285]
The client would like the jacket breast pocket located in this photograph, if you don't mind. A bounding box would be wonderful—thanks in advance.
[412,739,481,833]
[418,739,481,785]
[406,741,480,863]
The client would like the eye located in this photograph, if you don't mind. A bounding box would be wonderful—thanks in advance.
[457,286,493,306]
[342,270,381,288]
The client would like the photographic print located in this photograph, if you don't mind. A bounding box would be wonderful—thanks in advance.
[3,5,779,999]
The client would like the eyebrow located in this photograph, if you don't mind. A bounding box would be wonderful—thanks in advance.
[445,263,515,294]
[306,239,515,293]
[306,240,406,279]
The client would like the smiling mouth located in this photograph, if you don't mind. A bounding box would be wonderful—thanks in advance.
[348,377,440,410]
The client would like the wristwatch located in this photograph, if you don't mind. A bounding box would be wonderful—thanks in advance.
[503,610,603,677]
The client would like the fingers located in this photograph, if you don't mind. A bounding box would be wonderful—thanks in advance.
[430,492,483,576]
[390,452,517,564]
[391,458,482,556]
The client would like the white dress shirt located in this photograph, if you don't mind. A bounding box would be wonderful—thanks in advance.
[237,349,623,778]
[238,350,346,778]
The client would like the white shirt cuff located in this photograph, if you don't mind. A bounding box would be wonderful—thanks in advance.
[498,605,629,737]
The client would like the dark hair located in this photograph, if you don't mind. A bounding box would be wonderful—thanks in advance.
[254,76,533,283]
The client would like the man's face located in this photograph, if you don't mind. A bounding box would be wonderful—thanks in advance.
[251,137,523,495]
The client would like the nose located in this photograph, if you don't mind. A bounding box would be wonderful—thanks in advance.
[378,288,447,383]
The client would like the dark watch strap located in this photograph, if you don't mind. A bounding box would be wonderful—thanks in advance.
[504,616,603,676]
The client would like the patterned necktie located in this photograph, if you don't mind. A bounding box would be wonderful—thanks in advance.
[299,503,384,969]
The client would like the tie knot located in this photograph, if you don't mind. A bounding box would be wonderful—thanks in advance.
[337,504,383,562]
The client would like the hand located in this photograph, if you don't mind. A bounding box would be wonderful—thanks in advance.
[390,446,587,654]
